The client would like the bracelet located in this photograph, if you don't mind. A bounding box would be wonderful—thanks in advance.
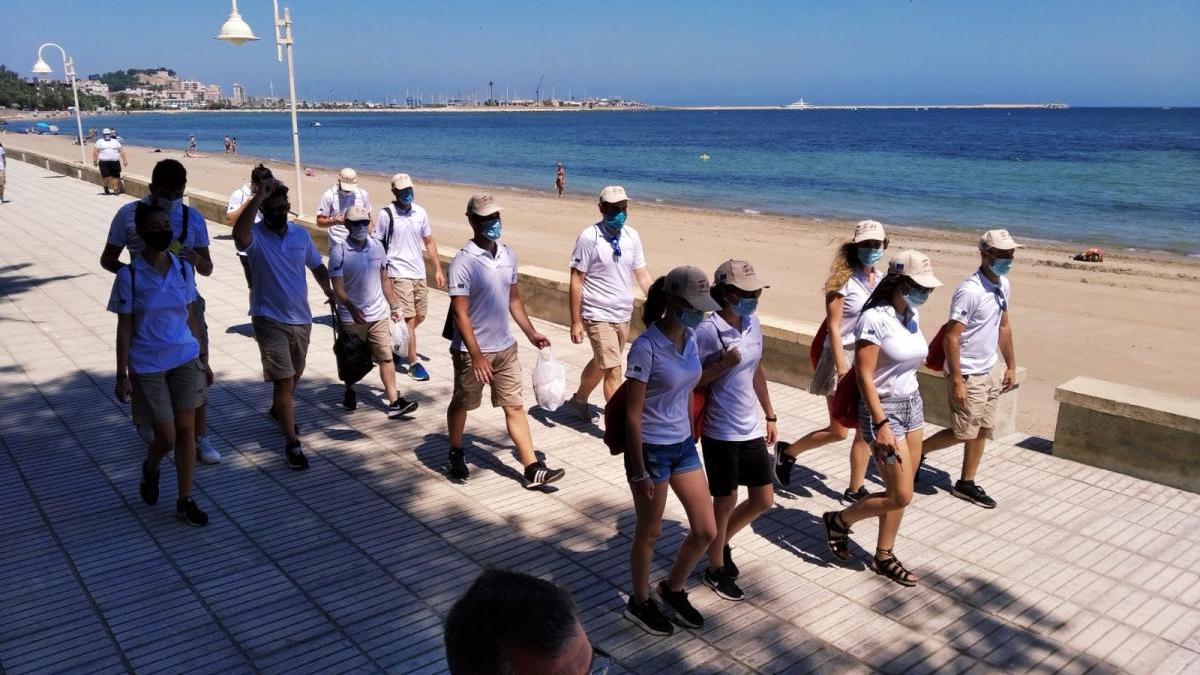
[872,418,888,431]
[765,416,778,422]
[627,471,650,483]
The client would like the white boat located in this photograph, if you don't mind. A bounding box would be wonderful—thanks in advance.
[310,121,321,127]
[784,98,813,109]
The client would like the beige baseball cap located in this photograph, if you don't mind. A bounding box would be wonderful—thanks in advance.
[391,173,413,190]
[664,266,721,312]
[338,168,358,191]
[714,259,769,292]
[345,205,371,223]
[980,229,1023,251]
[888,250,943,288]
[599,186,629,204]
[852,219,887,243]
[466,194,503,217]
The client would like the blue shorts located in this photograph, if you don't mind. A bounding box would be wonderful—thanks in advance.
[626,438,703,484]
[859,393,925,444]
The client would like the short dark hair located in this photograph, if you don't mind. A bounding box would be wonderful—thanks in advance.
[251,163,273,186]
[134,201,169,231]
[444,570,579,675]
[150,159,187,190]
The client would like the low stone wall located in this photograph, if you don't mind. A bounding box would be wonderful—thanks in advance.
[1055,377,1200,493]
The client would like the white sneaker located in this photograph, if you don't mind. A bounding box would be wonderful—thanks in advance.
[197,435,222,464]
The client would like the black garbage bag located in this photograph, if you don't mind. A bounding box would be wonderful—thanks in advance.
[331,310,374,385]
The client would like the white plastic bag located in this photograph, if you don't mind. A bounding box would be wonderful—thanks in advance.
[391,319,410,357]
[532,348,567,412]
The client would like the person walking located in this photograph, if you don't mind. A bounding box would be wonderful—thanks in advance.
[316,167,371,245]
[776,220,887,502]
[623,266,720,636]
[0,141,7,203]
[224,136,232,156]
[109,202,211,526]
[445,194,566,489]
[565,186,652,420]
[919,229,1021,509]
[186,134,197,158]
[233,178,335,469]
[373,173,446,381]
[230,137,238,156]
[226,164,273,295]
[93,128,127,195]
[822,250,942,587]
[555,162,566,197]
[695,260,776,602]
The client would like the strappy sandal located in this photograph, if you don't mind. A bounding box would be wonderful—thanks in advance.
[822,511,852,561]
[870,549,917,587]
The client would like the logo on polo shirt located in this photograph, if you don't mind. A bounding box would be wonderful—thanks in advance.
[632,365,643,373]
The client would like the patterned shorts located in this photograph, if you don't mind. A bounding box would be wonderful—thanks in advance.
[859,393,924,444]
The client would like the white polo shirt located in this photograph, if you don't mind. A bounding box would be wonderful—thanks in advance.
[856,305,928,399]
[569,223,647,324]
[627,324,702,446]
[106,255,200,375]
[96,138,122,162]
[373,202,432,279]
[107,199,211,256]
[447,240,518,354]
[948,270,1011,376]
[244,220,324,325]
[227,184,263,224]
[0,146,6,171]
[832,268,878,346]
[316,186,371,245]
[695,313,765,442]
[329,238,390,324]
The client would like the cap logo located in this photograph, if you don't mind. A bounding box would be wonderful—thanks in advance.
[895,262,905,271]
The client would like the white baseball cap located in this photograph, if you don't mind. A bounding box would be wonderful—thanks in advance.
[888,250,943,288]
[852,219,887,243]
[102,128,112,135]
[338,168,358,192]
[345,205,371,223]
[980,229,1023,251]
[664,266,721,312]
[714,259,769,292]
[466,194,502,217]
[599,186,629,204]
[391,173,413,190]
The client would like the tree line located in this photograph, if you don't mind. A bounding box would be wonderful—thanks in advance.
[0,65,108,111]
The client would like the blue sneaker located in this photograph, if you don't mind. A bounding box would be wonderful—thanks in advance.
[410,363,430,382]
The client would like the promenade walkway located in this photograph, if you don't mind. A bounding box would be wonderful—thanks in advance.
[1,159,1199,674]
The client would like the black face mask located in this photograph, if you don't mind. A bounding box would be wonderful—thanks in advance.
[143,229,173,252]
[263,209,288,231]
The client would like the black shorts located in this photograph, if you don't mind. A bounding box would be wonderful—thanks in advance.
[700,436,771,496]
[99,160,122,178]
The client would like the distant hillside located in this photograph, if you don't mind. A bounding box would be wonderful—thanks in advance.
[0,65,107,111]
[88,67,176,92]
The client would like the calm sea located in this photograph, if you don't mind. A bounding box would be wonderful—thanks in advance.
[63,108,1200,256]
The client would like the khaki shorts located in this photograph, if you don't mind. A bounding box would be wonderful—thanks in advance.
[392,278,428,320]
[0,170,6,190]
[584,320,630,370]
[131,358,207,425]
[347,319,393,363]
[252,316,312,381]
[948,369,1002,440]
[451,344,524,410]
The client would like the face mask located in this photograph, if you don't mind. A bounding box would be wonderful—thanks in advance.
[989,259,1013,276]
[145,194,183,212]
[143,229,173,252]
[349,222,369,242]
[603,211,627,230]
[857,248,884,267]
[904,286,931,307]
[263,209,288,231]
[678,307,706,328]
[731,296,758,317]
[394,190,414,207]
[482,219,502,241]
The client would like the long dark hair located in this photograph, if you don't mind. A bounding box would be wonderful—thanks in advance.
[642,276,669,326]
[863,272,907,311]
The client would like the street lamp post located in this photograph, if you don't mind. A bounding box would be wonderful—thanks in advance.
[216,0,305,218]
[31,43,87,167]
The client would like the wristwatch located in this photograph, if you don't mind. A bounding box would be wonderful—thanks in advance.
[872,418,888,431]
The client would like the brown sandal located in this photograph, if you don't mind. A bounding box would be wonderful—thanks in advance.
[870,549,917,586]
[822,511,852,561]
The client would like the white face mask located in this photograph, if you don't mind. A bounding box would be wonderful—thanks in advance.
[348,223,369,242]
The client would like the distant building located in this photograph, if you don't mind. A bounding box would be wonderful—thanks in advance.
[232,83,246,107]
[203,85,223,104]
[136,69,176,88]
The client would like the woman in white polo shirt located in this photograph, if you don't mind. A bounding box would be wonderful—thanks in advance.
[776,220,886,503]
[822,250,942,586]
[109,202,212,527]
[694,260,777,603]
[623,266,719,637]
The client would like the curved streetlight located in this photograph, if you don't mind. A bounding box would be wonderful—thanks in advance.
[216,0,305,218]
[31,43,88,166]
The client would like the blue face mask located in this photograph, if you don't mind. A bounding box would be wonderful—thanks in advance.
[857,248,884,267]
[482,219,502,241]
[731,297,758,317]
[989,258,1013,276]
[603,210,627,230]
[678,307,706,328]
[394,190,414,207]
[904,287,931,307]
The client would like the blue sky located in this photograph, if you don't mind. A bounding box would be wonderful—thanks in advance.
[3,0,1197,105]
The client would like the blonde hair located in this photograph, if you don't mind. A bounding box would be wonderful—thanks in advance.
[823,242,859,295]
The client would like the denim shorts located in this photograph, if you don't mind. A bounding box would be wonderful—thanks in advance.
[626,437,703,484]
[859,393,924,444]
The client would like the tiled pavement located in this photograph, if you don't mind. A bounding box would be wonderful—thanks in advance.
[1,159,1199,674]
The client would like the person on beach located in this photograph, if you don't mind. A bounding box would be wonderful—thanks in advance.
[373,172,446,382]
[224,136,232,156]
[330,205,419,418]
[695,260,776,602]
[555,162,566,197]
[234,178,335,470]
[0,141,6,203]
[822,250,942,587]
[109,202,211,527]
[776,220,887,502]
[227,164,273,294]
[445,194,566,489]
[565,185,652,420]
[230,137,238,156]
[918,229,1020,509]
[186,134,197,158]
[623,266,720,636]
[316,167,371,245]
[93,128,127,195]
[101,159,221,465]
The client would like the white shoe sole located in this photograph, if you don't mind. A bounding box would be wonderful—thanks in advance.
[623,607,673,636]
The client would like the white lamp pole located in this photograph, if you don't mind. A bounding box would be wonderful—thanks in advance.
[216,0,306,218]
[31,43,87,167]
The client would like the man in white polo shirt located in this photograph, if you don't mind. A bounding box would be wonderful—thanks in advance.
[445,194,566,489]
[565,185,652,421]
[316,167,371,245]
[93,128,127,195]
[373,172,446,382]
[921,229,1020,509]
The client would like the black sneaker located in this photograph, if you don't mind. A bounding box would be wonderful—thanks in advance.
[523,461,566,489]
[448,448,469,482]
[703,567,745,602]
[843,486,870,503]
[624,596,674,636]
[341,387,357,411]
[285,441,309,470]
[774,441,796,486]
[175,497,209,527]
[268,406,301,436]
[388,396,418,419]
[952,480,997,509]
[722,544,739,579]
[656,581,703,629]
[139,460,159,505]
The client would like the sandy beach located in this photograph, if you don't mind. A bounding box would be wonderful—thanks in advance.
[5,131,1199,439]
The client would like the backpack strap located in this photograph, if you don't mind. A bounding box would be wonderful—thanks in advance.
[381,205,396,250]
[179,204,190,245]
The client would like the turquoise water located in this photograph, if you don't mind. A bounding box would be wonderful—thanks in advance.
[62,108,1200,255]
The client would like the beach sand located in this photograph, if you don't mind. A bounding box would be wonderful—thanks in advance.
[6,131,1199,439]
